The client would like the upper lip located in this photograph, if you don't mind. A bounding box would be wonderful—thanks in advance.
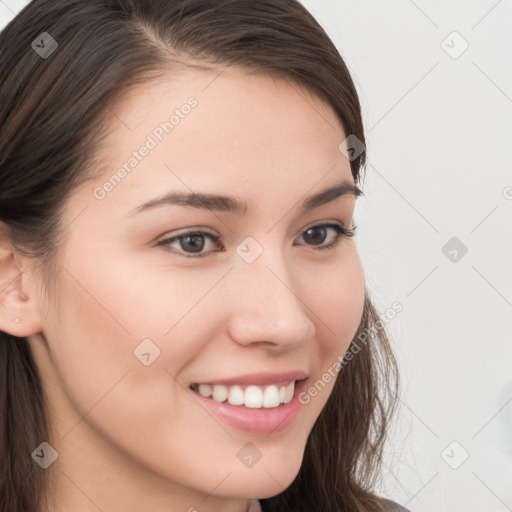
[191,370,309,387]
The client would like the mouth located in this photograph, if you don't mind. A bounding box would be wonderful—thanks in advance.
[188,376,308,434]
[189,379,299,409]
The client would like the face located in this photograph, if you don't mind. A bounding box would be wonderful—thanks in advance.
[23,66,365,510]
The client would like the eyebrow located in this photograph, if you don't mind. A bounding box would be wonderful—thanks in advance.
[128,178,362,216]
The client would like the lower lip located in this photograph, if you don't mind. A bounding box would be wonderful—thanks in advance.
[189,379,307,434]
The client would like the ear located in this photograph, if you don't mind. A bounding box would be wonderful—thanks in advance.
[0,223,44,338]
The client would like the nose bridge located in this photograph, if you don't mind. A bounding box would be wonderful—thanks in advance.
[226,238,315,348]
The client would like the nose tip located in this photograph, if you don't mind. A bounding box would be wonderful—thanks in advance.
[226,264,315,351]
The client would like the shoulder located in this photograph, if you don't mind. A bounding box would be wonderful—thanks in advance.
[380,497,412,512]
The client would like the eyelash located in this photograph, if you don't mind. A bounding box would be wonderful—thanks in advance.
[157,222,357,259]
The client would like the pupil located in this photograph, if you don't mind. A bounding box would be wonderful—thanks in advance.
[304,226,326,245]
[181,234,205,253]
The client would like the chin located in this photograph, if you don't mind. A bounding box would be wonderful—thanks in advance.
[224,456,303,499]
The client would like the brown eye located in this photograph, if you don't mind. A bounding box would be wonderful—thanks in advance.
[158,231,221,258]
[157,223,356,259]
[302,225,330,246]
[296,223,357,251]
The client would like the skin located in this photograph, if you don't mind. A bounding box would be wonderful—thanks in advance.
[0,65,365,512]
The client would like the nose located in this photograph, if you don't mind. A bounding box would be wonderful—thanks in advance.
[225,247,316,351]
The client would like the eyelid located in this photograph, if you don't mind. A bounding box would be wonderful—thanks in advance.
[156,226,217,241]
[156,219,355,259]
[301,218,349,231]
[155,219,350,244]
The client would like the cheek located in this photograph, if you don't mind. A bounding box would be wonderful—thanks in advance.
[44,259,218,478]
[46,246,232,430]
[290,250,364,423]
[45,269,139,424]
[308,248,365,359]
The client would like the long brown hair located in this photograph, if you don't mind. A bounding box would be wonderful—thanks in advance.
[0,1,400,511]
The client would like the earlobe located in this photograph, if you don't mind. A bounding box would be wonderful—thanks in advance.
[0,234,43,338]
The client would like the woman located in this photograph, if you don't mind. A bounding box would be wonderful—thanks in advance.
[0,1,410,511]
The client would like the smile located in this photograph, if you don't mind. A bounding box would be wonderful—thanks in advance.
[189,380,295,409]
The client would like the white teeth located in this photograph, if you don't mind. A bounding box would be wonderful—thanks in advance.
[244,386,263,408]
[227,385,245,406]
[198,384,213,398]
[262,385,281,408]
[212,384,228,403]
[283,381,294,404]
[194,381,296,408]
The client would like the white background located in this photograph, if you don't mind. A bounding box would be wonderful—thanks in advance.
[1,1,511,511]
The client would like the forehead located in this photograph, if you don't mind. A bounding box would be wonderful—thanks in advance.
[74,65,353,219]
